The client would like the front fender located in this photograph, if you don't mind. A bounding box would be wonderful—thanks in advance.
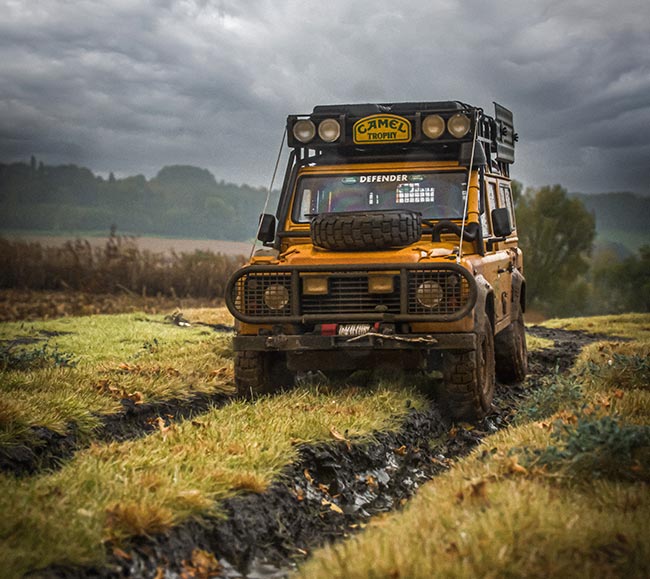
[473,274,494,329]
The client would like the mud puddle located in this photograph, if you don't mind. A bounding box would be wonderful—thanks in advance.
[34,327,602,578]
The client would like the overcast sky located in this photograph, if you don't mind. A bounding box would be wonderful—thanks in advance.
[1,0,649,194]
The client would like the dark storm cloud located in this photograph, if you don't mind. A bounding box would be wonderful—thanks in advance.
[0,0,649,193]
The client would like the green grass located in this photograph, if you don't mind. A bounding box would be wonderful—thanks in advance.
[542,313,650,341]
[0,308,235,447]
[296,315,650,579]
[0,385,424,577]
[525,331,554,352]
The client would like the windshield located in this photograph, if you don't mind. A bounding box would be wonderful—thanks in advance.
[293,171,467,222]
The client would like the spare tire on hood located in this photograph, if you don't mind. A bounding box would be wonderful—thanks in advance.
[311,210,422,251]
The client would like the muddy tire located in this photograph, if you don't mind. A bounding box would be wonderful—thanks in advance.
[235,351,294,398]
[495,302,528,383]
[439,316,495,421]
[311,210,421,251]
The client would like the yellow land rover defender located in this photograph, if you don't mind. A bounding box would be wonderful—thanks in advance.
[226,101,527,420]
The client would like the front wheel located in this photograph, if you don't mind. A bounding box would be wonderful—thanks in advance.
[234,351,294,398]
[439,316,495,421]
[495,302,528,384]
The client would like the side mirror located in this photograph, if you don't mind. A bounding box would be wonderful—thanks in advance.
[491,207,513,237]
[257,214,276,243]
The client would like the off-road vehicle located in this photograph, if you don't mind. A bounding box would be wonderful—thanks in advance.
[226,101,527,420]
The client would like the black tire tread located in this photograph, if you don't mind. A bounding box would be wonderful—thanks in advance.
[439,317,495,421]
[235,351,293,398]
[495,303,528,384]
[311,210,421,251]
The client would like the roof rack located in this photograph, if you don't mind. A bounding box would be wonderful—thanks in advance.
[286,101,516,166]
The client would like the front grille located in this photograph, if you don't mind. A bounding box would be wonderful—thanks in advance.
[302,275,401,315]
[227,264,476,322]
[232,271,292,317]
[408,269,471,315]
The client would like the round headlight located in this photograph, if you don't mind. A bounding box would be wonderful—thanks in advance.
[318,118,341,142]
[293,120,316,143]
[264,284,289,310]
[422,114,445,139]
[416,281,443,309]
[447,113,471,138]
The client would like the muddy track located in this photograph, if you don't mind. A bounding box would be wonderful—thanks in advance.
[0,391,230,477]
[35,327,609,579]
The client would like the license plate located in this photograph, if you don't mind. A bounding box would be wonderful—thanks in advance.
[337,323,373,337]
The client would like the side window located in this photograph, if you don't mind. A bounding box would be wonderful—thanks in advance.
[499,184,516,229]
[484,182,498,236]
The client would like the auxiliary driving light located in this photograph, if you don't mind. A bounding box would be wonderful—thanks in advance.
[317,118,341,143]
[422,114,445,139]
[264,284,289,310]
[447,113,471,138]
[416,280,443,309]
[368,275,394,294]
[293,119,316,143]
[302,276,329,295]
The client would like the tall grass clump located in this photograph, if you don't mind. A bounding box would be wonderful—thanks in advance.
[521,413,650,483]
[0,231,244,299]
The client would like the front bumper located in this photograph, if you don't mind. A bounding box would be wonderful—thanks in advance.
[233,332,477,352]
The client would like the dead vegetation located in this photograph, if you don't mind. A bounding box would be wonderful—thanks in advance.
[0,234,245,303]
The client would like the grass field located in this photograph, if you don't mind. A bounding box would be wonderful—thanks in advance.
[1,310,649,577]
[0,308,235,449]
[0,306,425,576]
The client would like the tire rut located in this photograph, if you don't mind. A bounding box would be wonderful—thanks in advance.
[0,390,231,477]
[32,327,606,578]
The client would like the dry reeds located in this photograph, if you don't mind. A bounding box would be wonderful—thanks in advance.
[0,234,245,299]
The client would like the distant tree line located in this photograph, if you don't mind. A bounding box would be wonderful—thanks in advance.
[0,158,276,241]
[515,183,650,316]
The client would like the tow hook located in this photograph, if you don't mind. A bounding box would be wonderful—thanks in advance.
[265,334,289,349]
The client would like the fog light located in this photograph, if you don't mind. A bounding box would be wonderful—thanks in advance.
[448,113,470,138]
[318,119,341,142]
[264,284,289,310]
[416,281,443,308]
[293,119,316,143]
[422,114,445,139]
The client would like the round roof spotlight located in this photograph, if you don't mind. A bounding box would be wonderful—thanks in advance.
[422,114,445,139]
[447,113,471,138]
[318,118,341,143]
[293,119,316,143]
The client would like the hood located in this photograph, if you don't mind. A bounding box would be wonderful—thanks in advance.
[264,242,459,267]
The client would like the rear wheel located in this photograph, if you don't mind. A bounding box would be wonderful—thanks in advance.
[234,351,294,398]
[495,302,528,383]
[439,316,495,421]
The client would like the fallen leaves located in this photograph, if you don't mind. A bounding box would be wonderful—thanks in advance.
[181,548,220,579]
[321,498,344,514]
[94,379,143,404]
[116,362,181,377]
[455,479,490,504]
[154,416,175,438]
[330,426,351,450]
